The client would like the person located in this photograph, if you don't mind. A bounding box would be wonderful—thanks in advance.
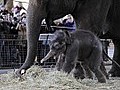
[53,18,63,26]
[12,2,26,20]
[62,14,76,31]
[4,0,13,13]
[53,14,76,31]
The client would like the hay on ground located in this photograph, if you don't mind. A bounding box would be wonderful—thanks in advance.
[0,65,120,90]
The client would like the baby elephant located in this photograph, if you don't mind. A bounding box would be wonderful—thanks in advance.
[41,30,107,83]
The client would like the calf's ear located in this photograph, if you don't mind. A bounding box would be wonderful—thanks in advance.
[64,30,72,45]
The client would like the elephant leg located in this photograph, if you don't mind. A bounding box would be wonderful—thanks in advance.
[73,62,85,80]
[62,39,79,74]
[88,58,106,83]
[62,61,75,74]
[90,66,106,83]
[109,39,120,77]
[100,62,109,79]
[62,52,76,74]
[81,62,94,79]
[16,2,47,76]
[88,48,106,83]
[55,53,65,71]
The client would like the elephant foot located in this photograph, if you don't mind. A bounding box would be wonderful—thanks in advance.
[86,73,94,79]
[98,77,106,83]
[62,62,74,74]
[73,72,85,80]
[15,69,26,77]
[55,64,61,71]
[81,62,94,79]
[73,68,85,80]
[56,66,62,71]
[73,63,85,80]
[91,68,106,83]
[95,71,106,83]
[84,68,94,79]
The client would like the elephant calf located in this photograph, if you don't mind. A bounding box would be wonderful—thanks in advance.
[41,30,107,83]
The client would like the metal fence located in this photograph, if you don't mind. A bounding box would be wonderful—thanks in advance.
[0,25,76,69]
[0,33,113,69]
[0,34,57,69]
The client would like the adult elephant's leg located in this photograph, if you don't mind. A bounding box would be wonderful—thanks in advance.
[109,39,120,77]
[16,1,47,75]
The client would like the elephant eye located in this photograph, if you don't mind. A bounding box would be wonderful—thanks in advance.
[50,40,66,50]
[53,42,60,47]
[50,42,60,49]
[59,41,65,45]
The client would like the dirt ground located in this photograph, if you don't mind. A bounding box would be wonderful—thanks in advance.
[0,65,120,90]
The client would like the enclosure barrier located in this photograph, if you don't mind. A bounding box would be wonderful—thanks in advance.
[0,34,57,69]
[0,24,112,69]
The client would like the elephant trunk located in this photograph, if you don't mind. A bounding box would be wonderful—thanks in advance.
[18,2,47,73]
[41,50,56,63]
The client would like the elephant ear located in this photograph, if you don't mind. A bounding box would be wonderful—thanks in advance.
[53,30,72,44]
[64,30,72,45]
[53,30,66,42]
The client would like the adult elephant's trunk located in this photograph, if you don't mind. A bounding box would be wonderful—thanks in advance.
[16,1,47,75]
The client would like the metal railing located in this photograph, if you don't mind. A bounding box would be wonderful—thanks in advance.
[0,34,56,69]
[0,33,113,69]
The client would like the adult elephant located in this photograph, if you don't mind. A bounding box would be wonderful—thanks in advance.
[16,0,120,77]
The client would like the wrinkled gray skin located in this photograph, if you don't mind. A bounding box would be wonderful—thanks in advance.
[16,0,120,77]
[53,53,65,71]
[41,30,107,83]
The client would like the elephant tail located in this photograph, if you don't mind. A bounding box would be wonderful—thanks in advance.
[103,50,120,69]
